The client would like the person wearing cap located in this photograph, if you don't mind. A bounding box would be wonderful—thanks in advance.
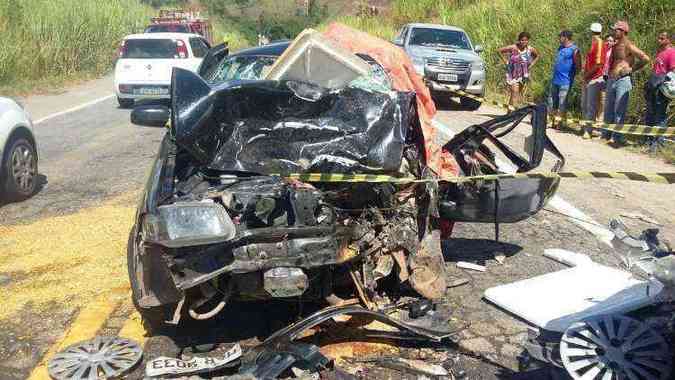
[548,30,581,129]
[602,21,650,145]
[581,23,607,139]
[644,31,675,152]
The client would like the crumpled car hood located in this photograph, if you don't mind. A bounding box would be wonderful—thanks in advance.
[171,68,417,175]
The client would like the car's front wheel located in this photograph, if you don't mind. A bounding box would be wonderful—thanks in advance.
[2,137,38,201]
[127,229,176,333]
[460,96,482,111]
[118,97,134,109]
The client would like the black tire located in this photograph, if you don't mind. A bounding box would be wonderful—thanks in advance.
[460,96,482,111]
[118,97,134,109]
[126,229,175,333]
[2,137,38,201]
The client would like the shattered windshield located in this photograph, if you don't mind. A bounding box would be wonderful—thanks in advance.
[409,28,471,50]
[208,55,276,82]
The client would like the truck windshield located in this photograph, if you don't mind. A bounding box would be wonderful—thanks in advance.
[207,55,277,82]
[409,28,471,50]
[122,39,178,59]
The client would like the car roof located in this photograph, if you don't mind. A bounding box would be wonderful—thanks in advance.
[124,32,203,40]
[405,23,466,33]
[230,40,291,57]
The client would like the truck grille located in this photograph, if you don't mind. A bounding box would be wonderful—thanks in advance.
[426,57,470,72]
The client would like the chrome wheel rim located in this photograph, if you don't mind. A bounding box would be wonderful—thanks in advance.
[560,315,671,380]
[10,143,36,193]
[47,336,143,379]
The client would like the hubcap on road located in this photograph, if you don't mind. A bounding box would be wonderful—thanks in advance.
[48,336,143,379]
[11,144,36,193]
[560,315,671,380]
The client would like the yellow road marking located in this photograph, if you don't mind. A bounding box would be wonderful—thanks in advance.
[118,310,148,346]
[27,295,121,380]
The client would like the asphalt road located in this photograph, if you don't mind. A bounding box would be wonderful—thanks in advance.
[0,76,673,380]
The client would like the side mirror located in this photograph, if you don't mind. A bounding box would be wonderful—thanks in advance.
[474,45,484,53]
[131,105,170,127]
[393,37,404,46]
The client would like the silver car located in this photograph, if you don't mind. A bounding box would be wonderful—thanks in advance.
[0,97,38,201]
[394,23,486,110]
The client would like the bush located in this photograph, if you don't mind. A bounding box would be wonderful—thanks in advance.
[0,0,152,90]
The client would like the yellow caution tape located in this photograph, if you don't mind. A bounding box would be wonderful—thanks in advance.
[278,171,675,185]
[450,89,675,137]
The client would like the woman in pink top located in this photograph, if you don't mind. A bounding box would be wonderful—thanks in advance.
[498,32,541,108]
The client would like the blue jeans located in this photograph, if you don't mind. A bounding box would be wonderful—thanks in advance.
[644,83,670,151]
[603,76,632,143]
[548,83,571,113]
[583,79,605,133]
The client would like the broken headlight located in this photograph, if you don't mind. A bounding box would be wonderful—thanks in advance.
[143,201,236,247]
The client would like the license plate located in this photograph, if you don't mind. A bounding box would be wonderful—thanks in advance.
[437,73,458,82]
[145,343,241,377]
[136,87,166,96]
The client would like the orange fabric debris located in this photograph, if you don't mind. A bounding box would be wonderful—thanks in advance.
[323,23,459,177]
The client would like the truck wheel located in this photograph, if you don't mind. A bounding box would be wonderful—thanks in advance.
[460,96,482,111]
[127,229,176,333]
[2,137,38,201]
[118,97,134,109]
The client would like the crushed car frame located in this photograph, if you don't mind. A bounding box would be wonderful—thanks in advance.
[126,25,564,328]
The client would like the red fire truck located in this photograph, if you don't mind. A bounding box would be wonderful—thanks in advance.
[145,10,213,45]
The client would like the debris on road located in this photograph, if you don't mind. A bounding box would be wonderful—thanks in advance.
[145,343,241,377]
[48,336,142,380]
[456,261,486,272]
[354,356,450,378]
[446,278,470,288]
[543,248,593,267]
[560,315,672,380]
[620,211,663,226]
[485,250,663,332]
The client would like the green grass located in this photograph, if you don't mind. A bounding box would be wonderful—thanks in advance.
[0,0,152,95]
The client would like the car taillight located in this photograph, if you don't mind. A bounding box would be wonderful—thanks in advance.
[176,40,188,59]
[117,40,127,58]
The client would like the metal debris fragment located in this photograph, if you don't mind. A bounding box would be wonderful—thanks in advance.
[357,356,450,377]
[145,343,241,377]
[456,261,486,272]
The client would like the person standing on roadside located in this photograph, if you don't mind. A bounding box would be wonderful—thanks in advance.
[596,35,616,122]
[602,21,650,145]
[582,23,607,139]
[548,30,581,129]
[644,31,675,152]
[498,32,540,108]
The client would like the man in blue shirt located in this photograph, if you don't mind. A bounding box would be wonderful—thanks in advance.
[548,30,582,129]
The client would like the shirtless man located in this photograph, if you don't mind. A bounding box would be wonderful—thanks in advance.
[603,21,650,144]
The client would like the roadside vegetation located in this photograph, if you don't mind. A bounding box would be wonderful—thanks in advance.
[202,0,673,162]
[0,0,152,95]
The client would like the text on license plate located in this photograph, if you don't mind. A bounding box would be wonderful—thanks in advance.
[136,87,167,96]
[437,74,458,82]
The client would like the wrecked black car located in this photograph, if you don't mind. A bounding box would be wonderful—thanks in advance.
[127,30,564,328]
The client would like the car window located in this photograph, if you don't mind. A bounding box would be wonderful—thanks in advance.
[409,28,471,50]
[190,38,209,58]
[122,39,178,59]
[207,55,277,82]
[145,24,190,33]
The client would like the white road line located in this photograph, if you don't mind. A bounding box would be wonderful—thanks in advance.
[32,94,115,125]
[432,119,614,247]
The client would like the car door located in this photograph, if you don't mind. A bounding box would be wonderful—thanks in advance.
[188,37,210,72]
[437,104,565,223]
